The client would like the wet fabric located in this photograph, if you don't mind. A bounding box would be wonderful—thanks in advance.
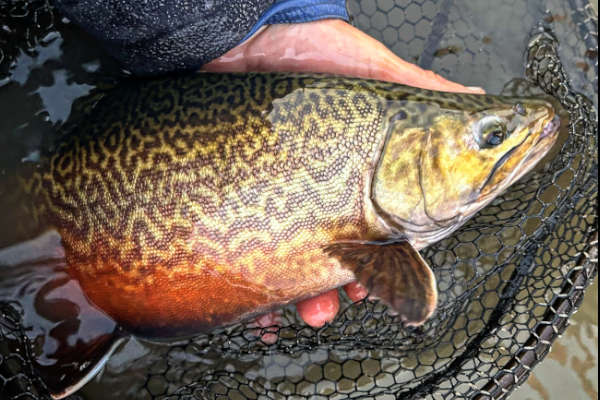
[50,0,276,76]
[241,0,348,42]
[50,0,348,76]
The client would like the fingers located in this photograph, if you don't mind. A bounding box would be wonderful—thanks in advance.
[294,282,368,329]
[343,281,368,302]
[204,19,484,94]
[295,289,339,328]
[252,311,280,344]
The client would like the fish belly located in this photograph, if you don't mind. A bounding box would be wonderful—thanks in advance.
[71,235,357,337]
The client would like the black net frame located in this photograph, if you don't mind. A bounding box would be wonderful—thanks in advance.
[0,1,598,399]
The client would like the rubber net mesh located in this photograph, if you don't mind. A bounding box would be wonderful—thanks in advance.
[0,0,597,399]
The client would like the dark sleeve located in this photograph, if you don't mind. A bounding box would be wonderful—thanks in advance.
[52,0,276,76]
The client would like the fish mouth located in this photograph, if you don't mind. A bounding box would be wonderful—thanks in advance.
[473,110,560,210]
[539,114,561,141]
[525,113,560,164]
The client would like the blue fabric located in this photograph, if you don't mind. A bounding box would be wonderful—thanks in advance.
[241,0,348,43]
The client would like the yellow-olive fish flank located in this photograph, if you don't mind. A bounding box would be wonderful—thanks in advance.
[15,73,559,337]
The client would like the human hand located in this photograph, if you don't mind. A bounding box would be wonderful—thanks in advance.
[204,19,484,332]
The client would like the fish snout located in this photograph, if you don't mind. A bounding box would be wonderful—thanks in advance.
[525,99,560,144]
[541,114,561,139]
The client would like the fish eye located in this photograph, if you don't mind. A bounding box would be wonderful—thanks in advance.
[475,116,507,149]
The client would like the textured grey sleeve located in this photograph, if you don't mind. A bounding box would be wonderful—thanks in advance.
[52,0,276,75]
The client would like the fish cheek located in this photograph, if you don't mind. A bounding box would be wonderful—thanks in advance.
[372,127,424,223]
[479,141,530,198]
[419,128,484,221]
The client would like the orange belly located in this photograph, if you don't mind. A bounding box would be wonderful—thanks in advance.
[71,243,355,337]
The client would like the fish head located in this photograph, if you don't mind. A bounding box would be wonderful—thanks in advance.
[372,94,560,247]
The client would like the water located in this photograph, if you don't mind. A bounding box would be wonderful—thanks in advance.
[0,0,597,398]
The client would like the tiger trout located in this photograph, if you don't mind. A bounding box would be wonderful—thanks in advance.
[0,72,559,398]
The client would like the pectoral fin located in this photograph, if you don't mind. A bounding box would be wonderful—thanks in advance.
[324,240,437,326]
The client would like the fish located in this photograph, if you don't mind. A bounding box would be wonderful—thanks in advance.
[0,72,559,398]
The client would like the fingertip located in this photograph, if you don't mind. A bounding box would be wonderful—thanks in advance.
[343,281,368,302]
[466,86,486,94]
[253,311,280,344]
[296,290,340,328]
[398,67,486,94]
[431,74,485,94]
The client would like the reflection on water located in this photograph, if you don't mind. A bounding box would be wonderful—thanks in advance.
[514,279,598,400]
[0,232,121,397]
